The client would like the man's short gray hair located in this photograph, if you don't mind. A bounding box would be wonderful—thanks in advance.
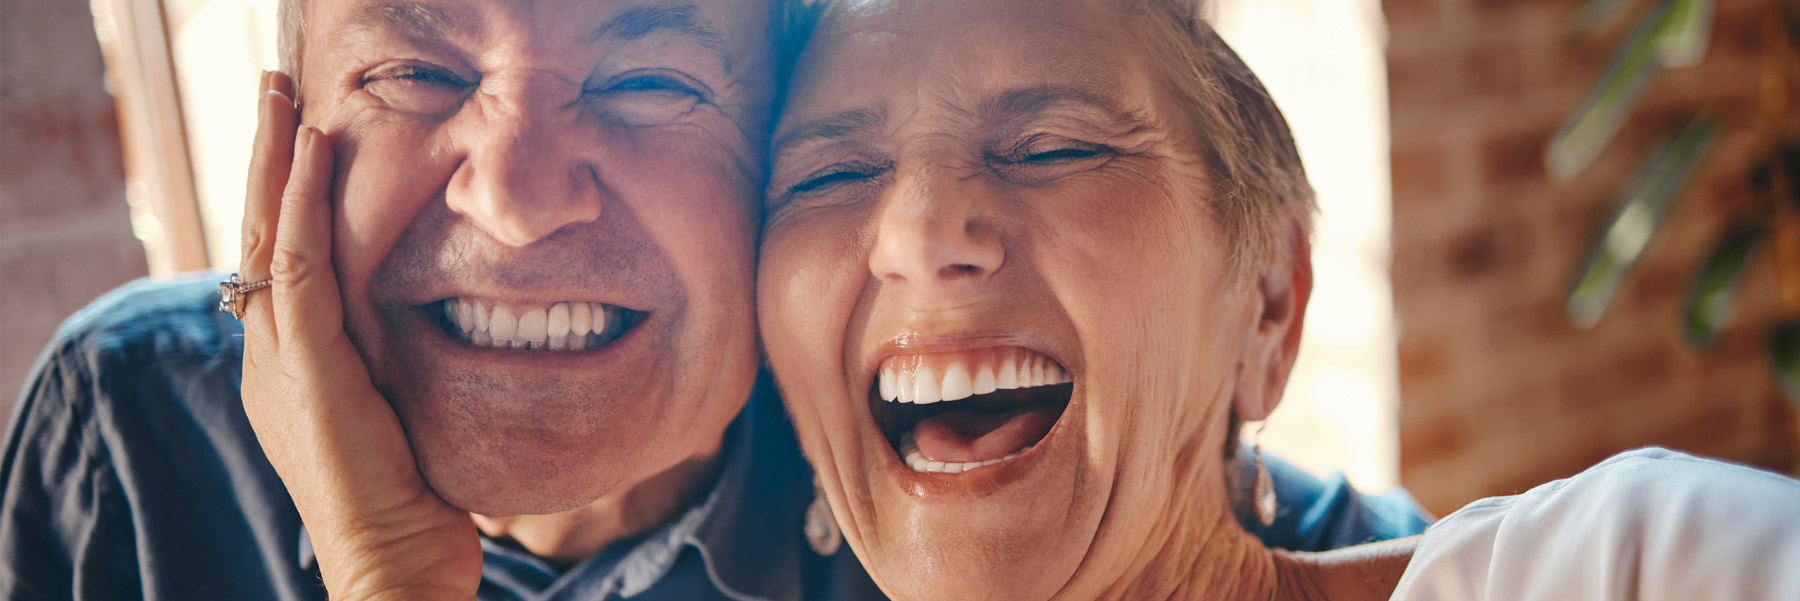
[277,0,304,84]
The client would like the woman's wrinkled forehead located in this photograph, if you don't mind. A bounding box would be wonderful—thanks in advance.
[783,0,1170,140]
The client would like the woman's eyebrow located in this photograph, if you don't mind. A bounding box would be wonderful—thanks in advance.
[989,85,1146,129]
[772,107,886,154]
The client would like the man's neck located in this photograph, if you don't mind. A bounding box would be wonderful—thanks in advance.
[470,447,725,564]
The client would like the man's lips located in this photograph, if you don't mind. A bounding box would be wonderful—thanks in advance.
[433,297,642,351]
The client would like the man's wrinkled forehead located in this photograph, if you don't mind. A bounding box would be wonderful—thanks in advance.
[311,0,770,68]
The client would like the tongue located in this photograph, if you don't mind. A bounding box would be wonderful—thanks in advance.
[912,405,1060,464]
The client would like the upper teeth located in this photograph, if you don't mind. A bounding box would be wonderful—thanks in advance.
[444,298,621,351]
[878,348,1070,404]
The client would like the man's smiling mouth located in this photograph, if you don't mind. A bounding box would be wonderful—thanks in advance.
[872,347,1073,474]
[436,298,639,351]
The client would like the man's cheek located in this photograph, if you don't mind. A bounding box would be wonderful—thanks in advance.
[331,135,458,279]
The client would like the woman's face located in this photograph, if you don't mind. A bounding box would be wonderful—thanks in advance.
[759,0,1297,599]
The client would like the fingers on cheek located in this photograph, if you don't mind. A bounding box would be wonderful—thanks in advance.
[270,128,324,287]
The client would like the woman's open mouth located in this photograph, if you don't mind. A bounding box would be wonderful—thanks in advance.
[870,347,1073,474]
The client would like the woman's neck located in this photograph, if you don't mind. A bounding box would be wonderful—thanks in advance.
[1073,436,1280,601]
[1118,510,1280,601]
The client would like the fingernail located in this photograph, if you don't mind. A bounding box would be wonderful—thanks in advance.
[270,71,293,100]
[259,70,271,94]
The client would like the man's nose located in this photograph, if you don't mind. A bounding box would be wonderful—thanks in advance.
[868,165,1005,304]
[445,80,602,247]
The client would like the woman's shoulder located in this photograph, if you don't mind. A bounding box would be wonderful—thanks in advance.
[1391,447,1800,601]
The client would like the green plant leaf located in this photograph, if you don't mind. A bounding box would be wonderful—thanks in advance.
[1548,0,1716,179]
[1683,225,1764,346]
[1656,0,1714,66]
[1773,323,1800,411]
[1567,116,1718,328]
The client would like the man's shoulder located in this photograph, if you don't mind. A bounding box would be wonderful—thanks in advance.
[44,274,241,371]
[1250,450,1433,551]
[4,275,319,601]
[9,274,244,454]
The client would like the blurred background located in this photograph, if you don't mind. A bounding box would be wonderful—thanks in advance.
[2,0,1797,517]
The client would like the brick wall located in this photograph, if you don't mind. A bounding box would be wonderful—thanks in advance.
[0,0,146,418]
[1387,0,1799,515]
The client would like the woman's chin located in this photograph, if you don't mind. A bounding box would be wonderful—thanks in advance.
[867,526,1083,601]
[854,420,1103,601]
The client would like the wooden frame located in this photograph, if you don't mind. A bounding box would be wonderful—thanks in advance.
[89,0,211,276]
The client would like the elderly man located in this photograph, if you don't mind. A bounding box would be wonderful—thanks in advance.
[0,0,1427,599]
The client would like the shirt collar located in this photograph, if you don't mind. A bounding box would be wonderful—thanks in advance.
[296,369,812,601]
[680,369,811,601]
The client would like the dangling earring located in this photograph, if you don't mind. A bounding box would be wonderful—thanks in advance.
[804,475,842,556]
[1252,422,1277,527]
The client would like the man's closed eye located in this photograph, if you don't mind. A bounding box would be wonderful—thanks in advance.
[364,61,477,116]
[588,69,712,126]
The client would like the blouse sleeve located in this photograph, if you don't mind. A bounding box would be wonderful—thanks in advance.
[1390,447,1800,601]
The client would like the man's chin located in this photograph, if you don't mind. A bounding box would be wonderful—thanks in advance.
[412,433,634,516]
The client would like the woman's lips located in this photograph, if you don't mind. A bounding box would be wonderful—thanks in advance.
[870,346,1073,474]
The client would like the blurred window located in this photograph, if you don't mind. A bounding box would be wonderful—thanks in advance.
[1215,0,1400,491]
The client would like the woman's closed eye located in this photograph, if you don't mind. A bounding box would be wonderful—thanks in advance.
[989,135,1116,184]
[995,135,1114,165]
[787,161,887,197]
[364,62,477,116]
[588,69,712,126]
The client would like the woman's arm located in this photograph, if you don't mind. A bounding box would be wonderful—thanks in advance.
[1391,448,1800,601]
[236,71,481,601]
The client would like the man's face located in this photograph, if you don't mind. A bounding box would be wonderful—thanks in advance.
[297,0,771,515]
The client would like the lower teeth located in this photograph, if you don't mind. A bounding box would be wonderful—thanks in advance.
[898,431,1026,474]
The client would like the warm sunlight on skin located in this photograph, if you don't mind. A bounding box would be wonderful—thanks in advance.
[758,0,1309,599]
[291,0,771,517]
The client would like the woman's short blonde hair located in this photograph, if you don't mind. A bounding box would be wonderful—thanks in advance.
[1135,0,1317,272]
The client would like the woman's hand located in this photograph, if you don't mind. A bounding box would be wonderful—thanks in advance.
[236,71,481,601]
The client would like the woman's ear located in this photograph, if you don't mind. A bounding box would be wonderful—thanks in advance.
[1232,215,1313,422]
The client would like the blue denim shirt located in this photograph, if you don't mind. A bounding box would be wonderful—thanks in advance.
[2,276,1428,600]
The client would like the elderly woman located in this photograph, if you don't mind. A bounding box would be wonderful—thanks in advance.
[235,0,1800,599]
[756,0,1339,597]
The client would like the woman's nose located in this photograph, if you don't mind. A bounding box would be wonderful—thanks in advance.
[445,81,603,247]
[868,166,1005,302]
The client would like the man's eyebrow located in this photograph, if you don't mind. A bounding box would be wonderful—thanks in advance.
[590,5,725,51]
[772,108,886,153]
[341,0,481,41]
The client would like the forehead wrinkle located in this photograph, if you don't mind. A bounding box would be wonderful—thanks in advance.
[772,107,887,157]
[339,0,483,44]
[990,86,1127,123]
[589,4,726,52]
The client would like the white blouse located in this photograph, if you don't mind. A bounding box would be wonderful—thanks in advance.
[1391,447,1800,601]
